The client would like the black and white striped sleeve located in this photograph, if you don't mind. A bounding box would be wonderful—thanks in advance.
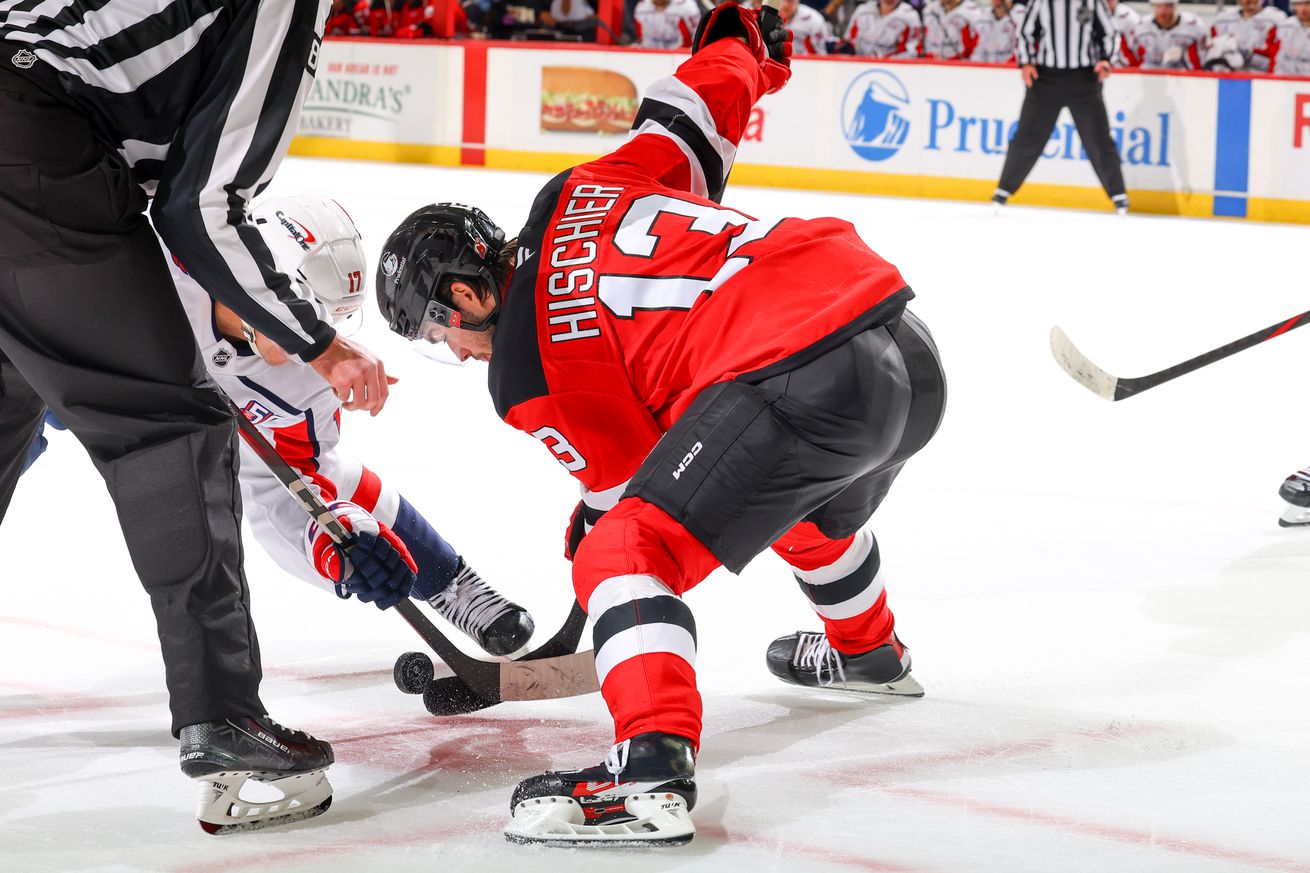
[1016,0,1043,66]
[1093,0,1116,63]
[150,0,334,362]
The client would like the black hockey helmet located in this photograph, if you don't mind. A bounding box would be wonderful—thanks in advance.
[375,203,507,341]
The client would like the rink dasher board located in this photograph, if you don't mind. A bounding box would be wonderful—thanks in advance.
[290,38,1310,224]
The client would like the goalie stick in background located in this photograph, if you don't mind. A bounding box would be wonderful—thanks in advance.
[376,1,947,846]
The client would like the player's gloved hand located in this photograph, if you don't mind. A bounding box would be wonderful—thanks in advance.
[306,500,417,609]
[342,530,417,609]
[691,2,791,95]
[692,1,762,56]
[755,5,793,93]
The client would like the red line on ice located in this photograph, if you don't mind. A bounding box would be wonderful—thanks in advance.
[880,786,1310,872]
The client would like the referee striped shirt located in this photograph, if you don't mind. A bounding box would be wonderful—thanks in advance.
[1016,0,1117,69]
[0,0,335,361]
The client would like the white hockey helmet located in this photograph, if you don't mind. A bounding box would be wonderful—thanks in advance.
[251,196,367,324]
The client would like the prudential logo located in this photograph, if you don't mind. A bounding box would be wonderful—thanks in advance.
[842,70,911,162]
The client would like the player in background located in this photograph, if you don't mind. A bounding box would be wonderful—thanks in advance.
[974,0,1026,64]
[1272,0,1310,73]
[177,196,535,656]
[780,0,836,53]
[377,2,945,845]
[634,0,703,48]
[922,0,980,60]
[1123,0,1205,69]
[1105,0,1141,64]
[847,0,925,58]
[1204,0,1285,71]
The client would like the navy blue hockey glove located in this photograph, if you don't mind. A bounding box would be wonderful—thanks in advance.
[342,531,417,610]
[307,501,417,610]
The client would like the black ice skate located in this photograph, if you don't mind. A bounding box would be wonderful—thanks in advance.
[1278,466,1310,527]
[504,732,697,847]
[428,558,534,656]
[179,715,334,834]
[766,631,924,697]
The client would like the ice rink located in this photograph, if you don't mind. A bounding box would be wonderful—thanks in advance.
[3,157,1309,873]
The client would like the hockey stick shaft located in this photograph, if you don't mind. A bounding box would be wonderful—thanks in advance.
[1052,310,1310,401]
[227,399,596,702]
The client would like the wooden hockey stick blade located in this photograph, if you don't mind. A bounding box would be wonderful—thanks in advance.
[1050,326,1119,400]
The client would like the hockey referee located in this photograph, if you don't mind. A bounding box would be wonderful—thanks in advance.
[992,0,1129,214]
[0,1,402,830]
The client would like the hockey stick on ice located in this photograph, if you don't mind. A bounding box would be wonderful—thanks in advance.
[227,398,598,704]
[1050,311,1310,401]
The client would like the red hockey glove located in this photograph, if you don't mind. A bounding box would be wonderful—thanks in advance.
[306,501,417,609]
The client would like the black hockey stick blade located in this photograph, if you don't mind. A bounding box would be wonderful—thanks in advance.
[1051,312,1310,401]
[228,399,597,703]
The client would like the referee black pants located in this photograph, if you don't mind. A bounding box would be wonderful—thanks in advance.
[996,66,1126,203]
[0,67,264,735]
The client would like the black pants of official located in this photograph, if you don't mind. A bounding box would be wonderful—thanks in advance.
[0,67,264,735]
[630,310,947,574]
[996,66,1126,203]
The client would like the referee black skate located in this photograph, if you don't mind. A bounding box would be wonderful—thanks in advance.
[992,0,1130,214]
[0,1,401,833]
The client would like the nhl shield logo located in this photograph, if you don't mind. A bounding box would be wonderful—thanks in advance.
[381,252,399,276]
[212,348,232,368]
[11,49,37,70]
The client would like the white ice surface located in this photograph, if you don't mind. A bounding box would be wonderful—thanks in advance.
[3,158,1309,873]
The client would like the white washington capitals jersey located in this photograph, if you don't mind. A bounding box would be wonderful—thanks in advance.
[1274,17,1310,74]
[923,0,980,60]
[1206,7,1286,72]
[974,3,1025,63]
[789,4,835,54]
[1109,3,1141,63]
[633,0,701,49]
[847,0,924,58]
[1127,12,1206,69]
[173,260,400,592]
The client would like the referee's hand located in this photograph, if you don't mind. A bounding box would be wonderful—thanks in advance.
[1094,60,1111,82]
[309,334,397,416]
[1021,64,1038,88]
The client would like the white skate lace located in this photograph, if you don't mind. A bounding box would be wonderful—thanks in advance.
[430,562,515,639]
[605,739,631,780]
[793,632,846,687]
[1291,468,1310,485]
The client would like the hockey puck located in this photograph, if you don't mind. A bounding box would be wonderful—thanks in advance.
[393,651,435,694]
[422,675,497,716]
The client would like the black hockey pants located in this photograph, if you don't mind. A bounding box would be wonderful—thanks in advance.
[629,309,947,574]
[0,65,264,736]
[996,67,1127,203]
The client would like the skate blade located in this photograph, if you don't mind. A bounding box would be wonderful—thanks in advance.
[200,796,332,835]
[503,793,694,847]
[1278,507,1310,527]
[196,769,332,835]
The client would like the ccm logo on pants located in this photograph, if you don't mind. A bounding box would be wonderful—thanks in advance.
[672,442,702,480]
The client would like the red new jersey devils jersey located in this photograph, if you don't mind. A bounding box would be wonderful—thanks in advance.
[488,40,912,510]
